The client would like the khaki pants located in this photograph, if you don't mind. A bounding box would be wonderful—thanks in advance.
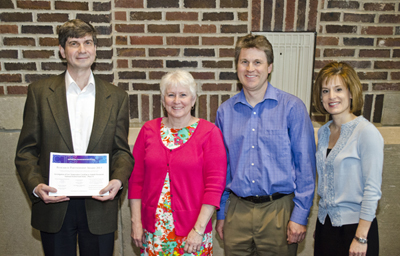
[223,193,297,256]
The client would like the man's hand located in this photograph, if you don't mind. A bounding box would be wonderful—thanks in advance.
[92,179,122,201]
[216,219,225,240]
[35,183,69,204]
[286,221,307,244]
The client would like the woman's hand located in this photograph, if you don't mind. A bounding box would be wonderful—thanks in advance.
[131,221,145,249]
[184,228,204,253]
[349,239,367,256]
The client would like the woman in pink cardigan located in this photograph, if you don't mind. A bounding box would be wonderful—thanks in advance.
[128,70,227,255]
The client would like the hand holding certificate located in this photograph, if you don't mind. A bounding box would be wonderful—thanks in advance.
[49,153,109,197]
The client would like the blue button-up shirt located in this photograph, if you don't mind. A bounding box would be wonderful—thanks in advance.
[215,83,316,225]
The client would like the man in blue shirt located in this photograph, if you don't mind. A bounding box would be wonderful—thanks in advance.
[215,34,316,255]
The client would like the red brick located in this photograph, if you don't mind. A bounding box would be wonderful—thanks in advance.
[39,37,58,46]
[0,74,22,83]
[132,60,163,68]
[153,94,162,118]
[326,25,357,34]
[142,94,150,122]
[274,0,284,31]
[166,12,198,21]
[129,95,138,119]
[343,38,374,46]
[116,36,128,45]
[202,36,234,46]
[118,71,146,80]
[94,2,111,11]
[203,61,233,68]
[117,48,146,57]
[149,48,180,57]
[324,49,355,57]
[364,3,394,11]
[148,24,180,33]
[210,94,218,122]
[41,62,67,71]
[238,12,248,21]
[132,83,160,91]
[220,0,248,8]
[296,0,306,30]
[183,25,216,33]
[5,62,36,71]
[315,60,335,69]
[115,0,143,8]
[315,48,321,58]
[184,48,215,57]
[130,12,162,20]
[328,1,359,9]
[0,12,32,22]
[391,72,400,80]
[166,60,197,68]
[362,26,393,35]
[0,50,18,58]
[220,48,235,57]
[221,95,231,103]
[377,38,400,47]
[220,72,237,80]
[148,0,179,8]
[97,50,113,59]
[373,83,400,91]
[76,14,110,23]
[320,12,340,22]
[379,15,400,23]
[284,0,296,31]
[117,60,129,68]
[359,49,390,58]
[343,61,371,69]
[344,13,375,23]
[316,37,339,46]
[97,37,112,47]
[0,0,13,8]
[37,13,69,22]
[308,0,318,31]
[118,82,129,91]
[25,74,52,83]
[22,50,54,59]
[149,71,167,79]
[0,25,18,34]
[4,37,35,46]
[166,36,199,45]
[357,72,388,80]
[184,0,216,8]
[17,0,50,9]
[55,1,88,10]
[202,83,232,91]
[0,86,4,95]
[375,61,400,69]
[203,12,234,21]
[114,11,126,21]
[22,25,53,34]
[115,24,144,33]
[221,25,247,33]
[394,50,400,58]
[252,0,261,31]
[190,72,215,80]
[7,86,28,94]
[93,63,113,71]
[131,36,163,45]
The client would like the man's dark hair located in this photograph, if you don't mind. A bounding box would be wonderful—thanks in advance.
[58,19,97,49]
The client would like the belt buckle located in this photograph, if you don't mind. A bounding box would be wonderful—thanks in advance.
[269,195,273,202]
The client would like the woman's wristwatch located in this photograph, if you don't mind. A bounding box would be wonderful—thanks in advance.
[354,235,368,244]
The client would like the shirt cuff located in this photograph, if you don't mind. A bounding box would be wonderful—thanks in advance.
[32,186,39,198]
[290,205,310,226]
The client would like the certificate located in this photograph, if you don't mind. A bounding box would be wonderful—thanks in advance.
[49,153,109,196]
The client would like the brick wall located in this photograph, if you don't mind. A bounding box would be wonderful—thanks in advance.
[1,0,399,126]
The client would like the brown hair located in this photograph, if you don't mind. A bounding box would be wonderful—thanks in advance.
[235,34,274,66]
[58,19,97,49]
[313,62,363,115]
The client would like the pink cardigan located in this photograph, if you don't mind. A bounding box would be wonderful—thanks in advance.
[128,118,227,236]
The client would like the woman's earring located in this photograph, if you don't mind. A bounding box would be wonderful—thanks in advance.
[191,105,195,110]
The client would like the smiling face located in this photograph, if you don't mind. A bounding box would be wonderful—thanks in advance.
[237,47,273,94]
[163,84,196,121]
[59,34,96,74]
[321,75,353,117]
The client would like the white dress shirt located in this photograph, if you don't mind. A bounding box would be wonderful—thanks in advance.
[65,71,96,154]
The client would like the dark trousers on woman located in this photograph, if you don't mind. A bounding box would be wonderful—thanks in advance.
[40,199,115,256]
[314,215,379,256]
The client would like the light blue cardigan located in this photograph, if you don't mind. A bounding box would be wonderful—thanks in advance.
[316,116,384,227]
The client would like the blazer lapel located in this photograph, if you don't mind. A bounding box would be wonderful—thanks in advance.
[87,77,112,153]
[47,73,74,153]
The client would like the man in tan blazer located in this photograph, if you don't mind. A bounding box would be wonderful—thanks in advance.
[15,19,134,256]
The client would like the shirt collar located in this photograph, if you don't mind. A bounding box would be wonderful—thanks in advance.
[65,70,95,94]
[234,82,279,106]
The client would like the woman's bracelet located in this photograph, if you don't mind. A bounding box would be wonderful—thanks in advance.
[192,227,205,237]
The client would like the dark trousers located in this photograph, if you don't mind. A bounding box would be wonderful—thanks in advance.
[314,215,379,256]
[40,199,115,256]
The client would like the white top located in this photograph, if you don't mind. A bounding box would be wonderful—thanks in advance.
[316,116,384,226]
[65,71,95,154]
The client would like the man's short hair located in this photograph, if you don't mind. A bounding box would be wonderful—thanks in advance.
[235,34,274,66]
[58,19,97,49]
[312,62,364,115]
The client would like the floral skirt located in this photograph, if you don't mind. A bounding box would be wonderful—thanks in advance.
[142,173,212,256]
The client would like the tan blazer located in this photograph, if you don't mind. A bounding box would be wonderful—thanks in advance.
[15,73,134,235]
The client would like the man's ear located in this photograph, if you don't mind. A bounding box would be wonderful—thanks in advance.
[59,45,65,58]
[267,63,273,74]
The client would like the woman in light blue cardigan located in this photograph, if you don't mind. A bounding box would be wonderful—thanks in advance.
[312,62,383,256]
